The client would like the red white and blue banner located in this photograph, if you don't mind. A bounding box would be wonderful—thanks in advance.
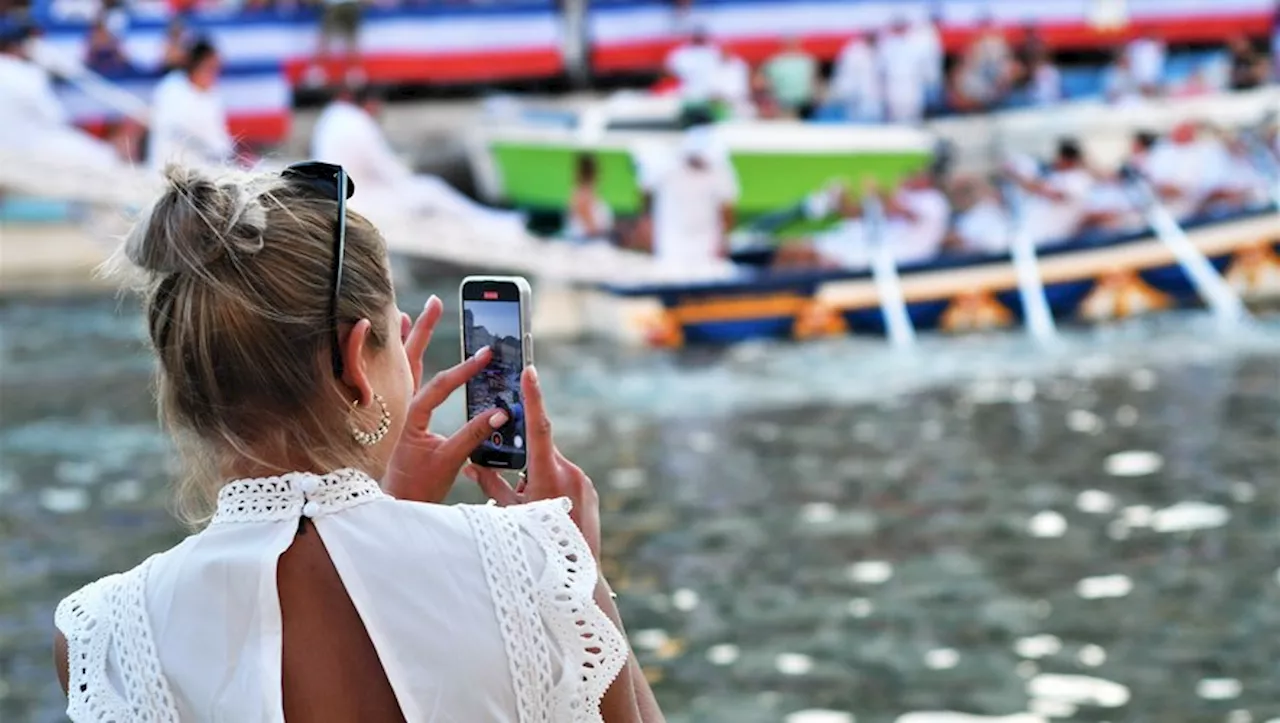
[588,0,1276,72]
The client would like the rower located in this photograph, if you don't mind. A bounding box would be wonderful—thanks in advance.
[1004,138,1094,247]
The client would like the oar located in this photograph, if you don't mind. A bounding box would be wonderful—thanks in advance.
[1121,167,1251,327]
[31,38,150,127]
[998,178,1059,345]
[863,193,917,349]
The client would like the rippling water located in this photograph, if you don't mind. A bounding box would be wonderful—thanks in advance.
[2,285,1279,723]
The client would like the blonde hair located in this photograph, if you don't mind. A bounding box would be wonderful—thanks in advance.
[124,165,394,524]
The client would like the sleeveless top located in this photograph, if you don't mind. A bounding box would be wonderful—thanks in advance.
[53,469,628,723]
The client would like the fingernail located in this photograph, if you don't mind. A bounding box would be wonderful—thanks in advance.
[462,466,478,481]
[425,295,439,310]
[473,346,491,360]
[489,411,509,428]
[528,365,539,384]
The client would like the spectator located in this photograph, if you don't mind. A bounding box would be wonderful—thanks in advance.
[311,84,527,239]
[665,26,723,124]
[878,18,930,123]
[317,0,363,86]
[565,153,614,243]
[748,66,783,119]
[1026,49,1061,106]
[714,46,753,119]
[966,16,1015,101]
[84,17,131,75]
[948,52,1000,112]
[1103,51,1142,105]
[1171,63,1217,98]
[641,126,739,269]
[1227,34,1269,90]
[159,18,188,74]
[1125,26,1165,95]
[148,37,233,170]
[829,31,882,122]
[1015,23,1047,82]
[1005,138,1094,247]
[911,12,945,109]
[762,36,818,118]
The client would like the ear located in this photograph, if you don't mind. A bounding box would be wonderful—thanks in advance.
[341,318,375,406]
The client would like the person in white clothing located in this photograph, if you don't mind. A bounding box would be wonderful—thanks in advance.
[878,18,930,124]
[1141,122,1218,220]
[911,13,945,109]
[1006,138,1094,247]
[53,162,662,723]
[665,27,722,118]
[147,38,234,171]
[311,85,526,238]
[1125,27,1165,95]
[829,32,882,122]
[642,126,739,269]
[565,152,615,243]
[0,24,120,169]
[1103,51,1143,105]
[946,176,1012,254]
[714,49,753,119]
[777,170,950,269]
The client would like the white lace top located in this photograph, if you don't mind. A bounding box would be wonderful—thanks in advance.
[54,469,628,723]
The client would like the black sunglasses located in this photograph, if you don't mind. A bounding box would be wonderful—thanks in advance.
[281,161,356,377]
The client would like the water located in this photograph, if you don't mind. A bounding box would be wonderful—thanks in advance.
[2,290,1279,723]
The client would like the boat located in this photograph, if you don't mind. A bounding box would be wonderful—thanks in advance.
[573,207,1280,347]
[467,95,935,220]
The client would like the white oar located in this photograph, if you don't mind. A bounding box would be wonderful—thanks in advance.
[1123,170,1251,327]
[30,38,150,126]
[999,179,1059,345]
[863,193,917,349]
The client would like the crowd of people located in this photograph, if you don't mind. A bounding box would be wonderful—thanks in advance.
[564,120,1278,273]
[662,19,1278,125]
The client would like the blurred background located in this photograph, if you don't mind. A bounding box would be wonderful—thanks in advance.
[1,0,1279,722]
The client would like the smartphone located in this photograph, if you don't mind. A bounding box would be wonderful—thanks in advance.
[460,276,533,470]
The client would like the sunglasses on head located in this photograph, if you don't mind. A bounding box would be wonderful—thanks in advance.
[280,161,356,378]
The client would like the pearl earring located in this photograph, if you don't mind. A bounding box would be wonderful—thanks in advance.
[349,393,391,446]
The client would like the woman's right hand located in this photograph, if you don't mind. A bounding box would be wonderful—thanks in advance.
[465,366,602,560]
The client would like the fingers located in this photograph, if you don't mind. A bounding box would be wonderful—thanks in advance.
[438,408,509,467]
[407,346,492,431]
[521,366,557,476]
[464,465,521,506]
[404,295,443,389]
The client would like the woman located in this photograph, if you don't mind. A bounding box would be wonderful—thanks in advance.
[565,153,615,243]
[52,163,662,722]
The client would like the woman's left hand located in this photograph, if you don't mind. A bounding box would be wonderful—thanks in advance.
[383,296,509,504]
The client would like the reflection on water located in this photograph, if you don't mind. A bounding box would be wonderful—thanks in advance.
[2,291,1279,723]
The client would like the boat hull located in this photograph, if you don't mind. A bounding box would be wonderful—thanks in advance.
[599,211,1280,347]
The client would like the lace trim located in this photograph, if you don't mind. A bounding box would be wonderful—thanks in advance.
[460,503,555,722]
[55,559,181,722]
[210,468,387,525]
[510,499,629,723]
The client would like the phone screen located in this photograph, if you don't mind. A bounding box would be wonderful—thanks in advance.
[461,281,527,469]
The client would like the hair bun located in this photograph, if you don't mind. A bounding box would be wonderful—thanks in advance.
[126,164,270,277]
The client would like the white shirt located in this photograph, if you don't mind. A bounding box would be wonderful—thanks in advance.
[1030,64,1062,106]
[878,31,928,95]
[646,158,739,268]
[55,469,625,723]
[910,22,944,89]
[665,43,722,104]
[829,37,882,120]
[1023,167,1094,246]
[1126,37,1165,87]
[954,198,1012,253]
[148,70,233,170]
[886,187,950,264]
[312,100,412,189]
[1144,140,1217,219]
[715,54,752,116]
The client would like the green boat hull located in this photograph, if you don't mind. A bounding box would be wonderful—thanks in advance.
[488,142,931,219]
